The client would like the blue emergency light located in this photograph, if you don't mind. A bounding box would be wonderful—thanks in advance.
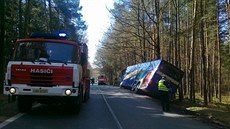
[30,32,67,39]
[59,33,67,37]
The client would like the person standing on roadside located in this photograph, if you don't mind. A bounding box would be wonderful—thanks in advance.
[91,78,95,85]
[158,75,170,112]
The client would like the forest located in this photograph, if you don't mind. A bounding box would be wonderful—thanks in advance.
[0,0,87,92]
[95,0,230,105]
[0,0,230,106]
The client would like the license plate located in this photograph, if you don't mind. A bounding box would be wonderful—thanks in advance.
[33,89,48,93]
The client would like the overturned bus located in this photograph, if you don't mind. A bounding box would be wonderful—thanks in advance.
[120,59,184,97]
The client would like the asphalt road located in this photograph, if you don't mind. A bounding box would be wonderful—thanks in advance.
[0,85,214,129]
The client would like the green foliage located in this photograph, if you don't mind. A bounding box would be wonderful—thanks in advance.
[2,0,86,42]
[53,0,87,42]
[0,0,87,89]
[95,0,230,104]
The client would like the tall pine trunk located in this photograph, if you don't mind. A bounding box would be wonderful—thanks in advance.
[0,0,5,93]
[217,2,222,102]
[190,0,198,102]
[226,0,230,54]
[19,0,23,38]
[200,0,208,106]
[155,0,160,59]
[24,0,31,37]
[48,0,52,32]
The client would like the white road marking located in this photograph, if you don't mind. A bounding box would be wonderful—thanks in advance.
[0,104,40,129]
[97,86,124,129]
[0,113,24,129]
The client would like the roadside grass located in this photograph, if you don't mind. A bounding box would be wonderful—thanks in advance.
[172,95,230,129]
[0,94,18,123]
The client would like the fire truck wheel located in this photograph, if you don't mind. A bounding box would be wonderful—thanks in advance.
[83,89,90,103]
[70,85,83,113]
[17,96,32,113]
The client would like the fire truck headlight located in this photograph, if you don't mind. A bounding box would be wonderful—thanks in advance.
[9,87,16,94]
[65,89,72,96]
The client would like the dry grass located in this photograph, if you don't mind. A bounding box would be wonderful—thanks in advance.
[172,95,230,129]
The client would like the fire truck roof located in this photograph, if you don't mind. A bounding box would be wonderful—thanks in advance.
[16,38,80,47]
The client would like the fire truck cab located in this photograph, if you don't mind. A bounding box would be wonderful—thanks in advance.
[4,33,90,112]
[98,75,107,85]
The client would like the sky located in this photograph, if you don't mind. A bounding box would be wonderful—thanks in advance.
[80,0,114,66]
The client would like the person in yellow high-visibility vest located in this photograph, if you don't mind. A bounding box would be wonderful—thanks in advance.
[158,76,170,112]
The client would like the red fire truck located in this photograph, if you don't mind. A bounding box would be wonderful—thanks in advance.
[3,33,90,112]
[98,75,107,85]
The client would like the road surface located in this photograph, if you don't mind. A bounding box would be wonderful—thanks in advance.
[0,85,215,129]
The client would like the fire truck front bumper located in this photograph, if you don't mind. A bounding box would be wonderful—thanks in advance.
[4,85,79,97]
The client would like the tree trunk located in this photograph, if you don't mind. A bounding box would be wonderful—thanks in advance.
[141,1,147,62]
[200,0,208,106]
[212,39,217,98]
[19,0,23,38]
[155,0,160,59]
[173,0,183,101]
[190,0,197,102]
[226,0,230,54]
[0,0,5,93]
[48,0,52,32]
[217,2,222,102]
[185,0,190,97]
[24,0,31,37]
[168,1,172,62]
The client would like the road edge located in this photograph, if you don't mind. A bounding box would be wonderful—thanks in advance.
[0,113,24,129]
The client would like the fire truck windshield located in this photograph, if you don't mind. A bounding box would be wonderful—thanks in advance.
[14,42,79,64]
